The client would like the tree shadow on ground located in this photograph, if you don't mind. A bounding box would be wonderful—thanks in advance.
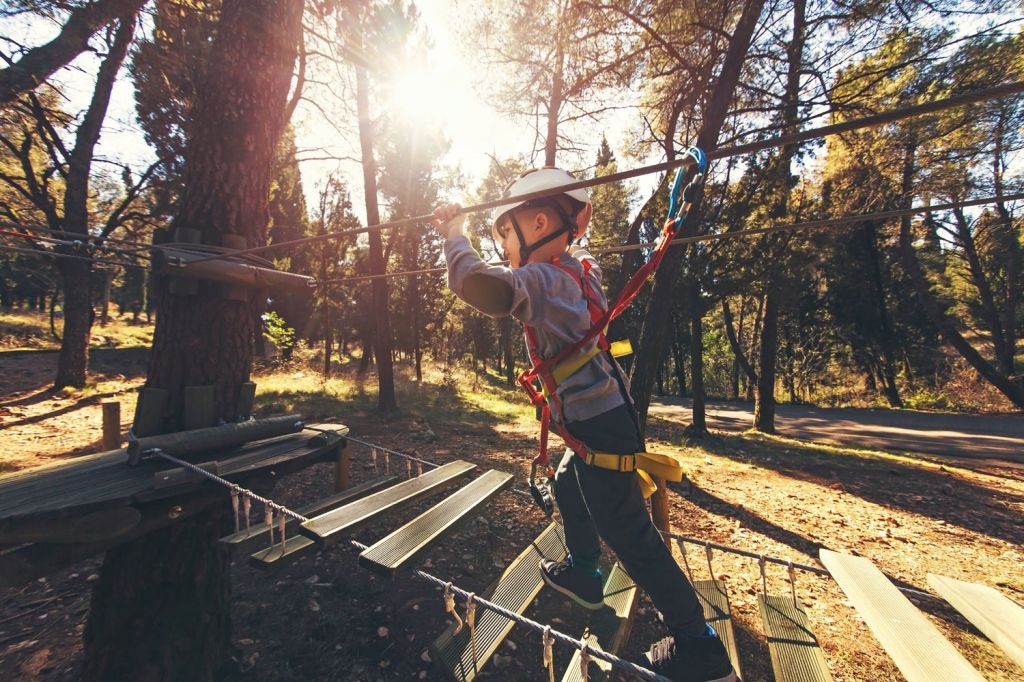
[1,391,121,429]
[675,432,1024,549]
[671,480,979,627]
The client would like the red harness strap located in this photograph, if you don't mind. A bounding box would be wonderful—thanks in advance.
[518,217,684,467]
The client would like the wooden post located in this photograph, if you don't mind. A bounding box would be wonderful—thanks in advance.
[652,478,670,545]
[102,401,121,451]
[334,439,350,492]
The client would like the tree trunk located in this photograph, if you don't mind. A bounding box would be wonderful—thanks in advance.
[354,49,397,413]
[722,298,756,395]
[99,268,114,326]
[83,2,302,679]
[754,285,778,432]
[672,337,686,397]
[897,144,1024,408]
[53,9,135,389]
[629,0,765,430]
[544,37,564,166]
[861,223,903,407]
[688,284,707,433]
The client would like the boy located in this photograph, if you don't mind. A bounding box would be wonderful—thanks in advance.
[432,167,737,682]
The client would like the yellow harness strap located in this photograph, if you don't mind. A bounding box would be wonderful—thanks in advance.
[549,339,633,388]
[582,450,686,499]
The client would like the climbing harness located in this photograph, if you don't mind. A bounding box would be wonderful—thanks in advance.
[518,147,707,513]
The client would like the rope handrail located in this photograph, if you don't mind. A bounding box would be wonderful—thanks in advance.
[315,191,1024,285]
[146,445,671,681]
[173,79,1024,266]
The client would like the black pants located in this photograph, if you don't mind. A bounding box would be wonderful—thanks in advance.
[553,403,706,636]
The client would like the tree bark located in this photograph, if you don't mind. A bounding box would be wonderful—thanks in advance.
[722,298,756,392]
[0,0,147,104]
[754,285,778,432]
[354,43,397,413]
[687,283,707,433]
[861,222,902,407]
[83,2,302,679]
[630,0,765,429]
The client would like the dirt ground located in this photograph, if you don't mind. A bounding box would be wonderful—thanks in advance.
[1,354,1022,681]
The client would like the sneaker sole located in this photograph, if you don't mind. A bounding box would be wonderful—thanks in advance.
[540,566,604,610]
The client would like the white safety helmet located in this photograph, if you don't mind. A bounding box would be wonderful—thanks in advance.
[491,167,591,261]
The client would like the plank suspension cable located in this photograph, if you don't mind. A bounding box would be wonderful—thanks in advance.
[316,192,1024,286]
[144,446,673,681]
[175,79,1024,267]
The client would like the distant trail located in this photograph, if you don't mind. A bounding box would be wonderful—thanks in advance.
[648,398,1024,465]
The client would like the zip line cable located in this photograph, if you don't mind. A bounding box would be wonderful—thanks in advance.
[0,227,153,258]
[176,79,1024,267]
[315,192,1024,285]
[0,221,157,251]
[0,243,149,269]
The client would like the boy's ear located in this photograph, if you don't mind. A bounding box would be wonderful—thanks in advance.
[576,203,593,232]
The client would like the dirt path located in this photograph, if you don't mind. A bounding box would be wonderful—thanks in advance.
[650,397,1024,464]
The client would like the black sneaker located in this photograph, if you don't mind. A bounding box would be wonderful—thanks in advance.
[643,630,738,682]
[539,557,603,610]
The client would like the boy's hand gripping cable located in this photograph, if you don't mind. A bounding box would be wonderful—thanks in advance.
[524,147,708,514]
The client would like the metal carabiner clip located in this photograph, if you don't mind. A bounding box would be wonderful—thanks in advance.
[529,459,556,517]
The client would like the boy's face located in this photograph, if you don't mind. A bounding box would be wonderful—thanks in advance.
[495,215,524,268]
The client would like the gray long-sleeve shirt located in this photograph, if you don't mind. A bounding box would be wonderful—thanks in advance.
[444,235,630,423]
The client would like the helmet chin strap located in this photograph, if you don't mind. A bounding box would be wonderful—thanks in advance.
[507,200,579,265]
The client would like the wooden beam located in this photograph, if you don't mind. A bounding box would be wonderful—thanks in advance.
[152,246,314,293]
[928,573,1024,671]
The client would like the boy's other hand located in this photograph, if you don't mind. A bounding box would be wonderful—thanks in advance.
[432,203,466,240]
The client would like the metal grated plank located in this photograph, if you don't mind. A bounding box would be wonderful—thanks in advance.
[299,460,475,544]
[221,475,399,551]
[358,470,512,576]
[758,594,834,682]
[820,550,984,682]
[561,562,637,682]
[928,573,1024,671]
[694,579,743,679]
[431,523,567,681]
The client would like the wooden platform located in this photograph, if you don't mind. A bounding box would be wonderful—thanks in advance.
[299,460,475,544]
[758,594,833,682]
[928,573,1024,670]
[0,424,346,534]
[431,523,567,681]
[561,562,637,682]
[693,579,743,679]
[359,470,512,576]
[820,549,984,682]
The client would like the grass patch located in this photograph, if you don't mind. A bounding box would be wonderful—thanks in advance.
[0,311,153,351]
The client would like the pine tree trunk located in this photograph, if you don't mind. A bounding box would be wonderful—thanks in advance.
[354,48,397,413]
[54,259,92,388]
[688,283,707,434]
[82,2,302,678]
[629,0,764,430]
[754,286,778,433]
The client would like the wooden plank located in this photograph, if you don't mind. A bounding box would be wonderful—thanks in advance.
[183,385,215,431]
[431,523,567,681]
[928,573,1024,670]
[0,424,346,530]
[561,563,638,682]
[694,579,743,680]
[758,594,833,682]
[820,550,984,682]
[300,460,476,544]
[221,475,398,550]
[358,470,512,576]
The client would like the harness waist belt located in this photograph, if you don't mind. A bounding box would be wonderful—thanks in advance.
[581,450,686,498]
